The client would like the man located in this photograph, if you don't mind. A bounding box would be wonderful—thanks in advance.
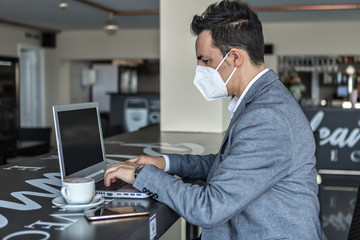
[105,1,327,239]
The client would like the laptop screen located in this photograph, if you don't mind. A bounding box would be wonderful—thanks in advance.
[57,107,104,176]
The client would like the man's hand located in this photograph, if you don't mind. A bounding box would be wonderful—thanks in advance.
[127,155,166,170]
[104,155,166,187]
[104,161,139,186]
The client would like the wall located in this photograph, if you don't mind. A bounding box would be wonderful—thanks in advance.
[0,24,41,57]
[69,61,92,103]
[57,29,160,60]
[160,0,231,133]
[43,49,63,135]
[262,21,360,56]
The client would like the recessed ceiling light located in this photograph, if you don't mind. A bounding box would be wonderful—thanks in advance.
[59,0,69,10]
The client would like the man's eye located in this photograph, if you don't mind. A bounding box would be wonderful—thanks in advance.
[202,59,209,64]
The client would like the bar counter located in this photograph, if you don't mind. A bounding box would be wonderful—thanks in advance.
[0,126,224,240]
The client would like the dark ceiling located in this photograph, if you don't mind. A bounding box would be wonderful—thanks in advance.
[0,0,359,33]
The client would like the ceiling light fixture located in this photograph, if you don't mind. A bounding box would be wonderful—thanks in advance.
[58,0,69,10]
[104,12,119,35]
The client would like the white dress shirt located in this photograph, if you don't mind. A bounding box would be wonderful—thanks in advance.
[228,68,269,118]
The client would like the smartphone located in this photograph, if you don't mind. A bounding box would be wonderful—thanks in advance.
[85,206,150,221]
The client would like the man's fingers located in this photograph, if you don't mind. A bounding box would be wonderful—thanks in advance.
[104,161,139,186]
[106,162,123,171]
[127,156,141,163]
[104,170,120,186]
[104,167,117,186]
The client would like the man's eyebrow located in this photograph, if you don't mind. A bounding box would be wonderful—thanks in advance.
[197,55,203,60]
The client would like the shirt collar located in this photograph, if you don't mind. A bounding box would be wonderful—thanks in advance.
[228,68,269,118]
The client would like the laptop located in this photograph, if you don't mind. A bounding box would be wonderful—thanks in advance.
[53,102,148,199]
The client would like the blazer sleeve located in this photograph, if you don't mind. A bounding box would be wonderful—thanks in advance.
[133,106,295,228]
[165,153,217,180]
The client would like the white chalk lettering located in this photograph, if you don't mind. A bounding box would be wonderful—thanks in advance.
[330,197,337,208]
[310,111,324,131]
[105,142,205,156]
[0,214,8,229]
[345,128,360,148]
[319,127,331,143]
[3,165,45,171]
[0,173,61,211]
[322,212,352,231]
[325,128,349,147]
[40,155,58,160]
[310,110,360,148]
[330,150,338,162]
[49,213,83,224]
[25,220,73,231]
[350,197,357,209]
[3,230,50,240]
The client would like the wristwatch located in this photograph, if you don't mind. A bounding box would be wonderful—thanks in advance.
[134,165,145,179]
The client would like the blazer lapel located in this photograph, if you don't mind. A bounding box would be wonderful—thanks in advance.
[231,70,278,121]
[218,70,279,155]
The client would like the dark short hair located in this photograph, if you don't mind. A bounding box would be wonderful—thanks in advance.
[191,0,264,66]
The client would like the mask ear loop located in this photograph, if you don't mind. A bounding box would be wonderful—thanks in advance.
[215,52,230,71]
[216,51,237,85]
[224,67,237,85]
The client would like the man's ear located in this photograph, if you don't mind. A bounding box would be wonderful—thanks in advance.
[229,48,243,67]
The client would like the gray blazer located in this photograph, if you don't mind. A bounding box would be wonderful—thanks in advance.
[133,70,327,240]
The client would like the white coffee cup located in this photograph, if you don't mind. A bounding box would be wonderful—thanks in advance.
[61,177,95,205]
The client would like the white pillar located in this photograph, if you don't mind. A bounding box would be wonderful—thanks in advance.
[160,0,231,133]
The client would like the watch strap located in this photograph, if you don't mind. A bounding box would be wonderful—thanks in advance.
[134,165,145,179]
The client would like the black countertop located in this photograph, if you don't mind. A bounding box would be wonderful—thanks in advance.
[0,126,225,239]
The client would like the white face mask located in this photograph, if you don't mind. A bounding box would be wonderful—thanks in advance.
[194,52,237,101]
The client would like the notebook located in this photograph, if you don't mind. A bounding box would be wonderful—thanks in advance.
[53,102,148,199]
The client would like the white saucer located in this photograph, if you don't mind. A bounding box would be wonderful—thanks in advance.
[52,195,104,211]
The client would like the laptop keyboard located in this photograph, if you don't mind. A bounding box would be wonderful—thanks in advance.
[96,180,127,191]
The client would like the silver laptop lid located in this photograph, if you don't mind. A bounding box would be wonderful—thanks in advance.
[53,102,107,181]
